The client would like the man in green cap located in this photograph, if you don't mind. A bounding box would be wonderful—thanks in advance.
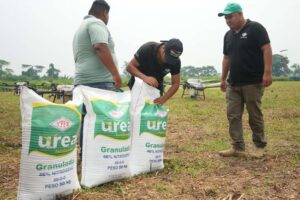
[218,3,273,157]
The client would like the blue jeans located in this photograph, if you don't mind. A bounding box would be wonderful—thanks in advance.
[75,82,116,157]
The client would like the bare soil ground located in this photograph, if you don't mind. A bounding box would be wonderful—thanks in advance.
[0,82,299,199]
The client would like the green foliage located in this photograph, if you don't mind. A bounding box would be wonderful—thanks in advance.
[21,64,45,79]
[198,65,218,76]
[272,54,291,76]
[181,65,218,78]
[46,63,61,80]
[0,59,10,71]
[290,63,300,78]
[0,59,66,81]
[272,76,291,81]
[0,59,12,79]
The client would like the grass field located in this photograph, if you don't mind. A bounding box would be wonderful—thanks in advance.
[0,82,300,199]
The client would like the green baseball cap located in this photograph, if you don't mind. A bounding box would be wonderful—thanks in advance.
[218,2,243,17]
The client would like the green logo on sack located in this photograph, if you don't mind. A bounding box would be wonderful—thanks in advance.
[29,104,81,157]
[91,99,130,140]
[140,102,168,137]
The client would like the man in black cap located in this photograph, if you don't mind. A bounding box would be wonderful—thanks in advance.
[127,39,183,105]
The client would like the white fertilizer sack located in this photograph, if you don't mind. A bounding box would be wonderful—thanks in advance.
[130,78,169,175]
[18,87,81,200]
[78,86,131,188]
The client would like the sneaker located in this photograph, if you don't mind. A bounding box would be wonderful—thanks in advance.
[219,148,248,157]
[249,147,265,158]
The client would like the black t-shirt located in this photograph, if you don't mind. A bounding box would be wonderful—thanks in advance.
[223,19,270,86]
[127,42,181,92]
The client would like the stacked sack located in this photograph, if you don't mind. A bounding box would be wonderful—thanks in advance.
[18,80,169,198]
[78,86,131,187]
[130,78,168,175]
[18,87,82,200]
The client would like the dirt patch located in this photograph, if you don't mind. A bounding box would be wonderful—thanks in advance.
[1,83,300,199]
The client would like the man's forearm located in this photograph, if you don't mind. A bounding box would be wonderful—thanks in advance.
[126,63,147,80]
[161,74,180,101]
[221,56,230,81]
[162,83,179,101]
[262,44,272,75]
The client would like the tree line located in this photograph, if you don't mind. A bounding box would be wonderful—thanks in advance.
[179,54,300,79]
[1,54,300,81]
[0,61,68,81]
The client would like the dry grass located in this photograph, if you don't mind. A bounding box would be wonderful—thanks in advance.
[0,82,300,199]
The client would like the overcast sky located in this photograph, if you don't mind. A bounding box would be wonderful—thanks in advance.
[0,0,299,77]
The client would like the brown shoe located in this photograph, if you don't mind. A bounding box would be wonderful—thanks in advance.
[249,147,265,158]
[219,148,248,157]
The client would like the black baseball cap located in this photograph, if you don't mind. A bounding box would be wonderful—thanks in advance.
[163,38,183,66]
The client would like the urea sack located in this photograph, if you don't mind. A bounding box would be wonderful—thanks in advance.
[18,87,81,200]
[78,86,131,188]
[130,78,169,176]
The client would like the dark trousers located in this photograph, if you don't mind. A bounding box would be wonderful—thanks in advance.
[226,83,267,151]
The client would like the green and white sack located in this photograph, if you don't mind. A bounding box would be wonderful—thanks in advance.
[18,87,81,200]
[78,86,131,187]
[130,78,169,175]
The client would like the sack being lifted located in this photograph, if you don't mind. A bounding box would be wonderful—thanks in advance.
[130,78,169,176]
[18,87,82,200]
[78,86,131,188]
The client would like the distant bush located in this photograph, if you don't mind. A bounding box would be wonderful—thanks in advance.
[289,76,300,81]
[273,76,300,81]
[180,76,220,83]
